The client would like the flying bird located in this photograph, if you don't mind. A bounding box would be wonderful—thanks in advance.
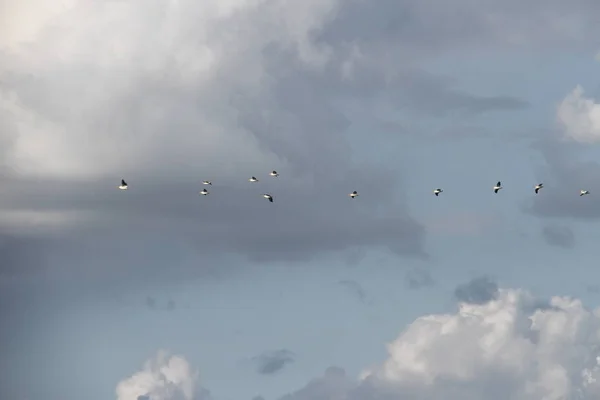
[493,181,502,193]
[349,191,359,199]
[263,193,274,202]
[249,176,259,182]
[433,188,443,196]
[202,180,212,185]
[200,188,209,195]
[269,171,279,177]
[580,190,589,196]
[534,183,543,194]
[118,179,128,190]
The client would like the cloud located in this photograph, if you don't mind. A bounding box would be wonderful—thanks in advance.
[122,289,600,399]
[274,288,600,400]
[252,349,296,375]
[118,288,600,399]
[557,85,600,143]
[1,0,461,278]
[405,267,435,289]
[525,135,600,220]
[338,280,368,304]
[541,225,575,249]
[454,276,499,304]
[116,350,209,400]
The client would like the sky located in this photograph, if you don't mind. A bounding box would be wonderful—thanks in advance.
[2,0,600,399]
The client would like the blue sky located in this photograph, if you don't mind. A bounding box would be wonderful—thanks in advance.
[3,1,600,400]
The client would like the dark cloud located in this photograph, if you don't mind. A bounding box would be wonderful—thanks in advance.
[5,0,586,280]
[541,225,575,249]
[252,349,296,375]
[454,276,499,304]
[405,267,435,289]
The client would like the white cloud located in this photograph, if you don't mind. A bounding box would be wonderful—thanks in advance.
[274,288,600,400]
[121,290,600,400]
[557,85,600,143]
[115,350,208,400]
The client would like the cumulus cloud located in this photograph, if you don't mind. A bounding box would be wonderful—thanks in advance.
[541,225,575,249]
[119,289,600,400]
[116,350,209,400]
[252,349,296,375]
[558,85,600,143]
[276,288,600,400]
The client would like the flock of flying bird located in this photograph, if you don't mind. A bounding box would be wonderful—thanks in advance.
[116,176,592,200]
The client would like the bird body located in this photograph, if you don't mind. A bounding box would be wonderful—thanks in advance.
[433,188,443,196]
[580,190,589,196]
[493,181,502,193]
[263,194,273,202]
[270,171,279,177]
[118,179,128,190]
[534,183,543,194]
[349,191,358,198]
[249,176,259,182]
[200,188,209,195]
[202,180,212,185]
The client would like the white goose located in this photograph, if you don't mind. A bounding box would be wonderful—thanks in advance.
[349,191,359,199]
[269,171,279,177]
[249,176,259,182]
[534,183,543,194]
[200,188,209,195]
[118,179,128,190]
[493,181,502,193]
[580,189,589,196]
[263,193,274,202]
[202,180,212,185]
[433,188,443,197]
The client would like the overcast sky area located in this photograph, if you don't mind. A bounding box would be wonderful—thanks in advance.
[2,0,600,399]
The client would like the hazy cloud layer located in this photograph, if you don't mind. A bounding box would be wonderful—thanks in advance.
[338,280,368,304]
[541,225,575,249]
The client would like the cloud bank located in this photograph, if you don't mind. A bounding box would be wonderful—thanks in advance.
[122,288,600,400]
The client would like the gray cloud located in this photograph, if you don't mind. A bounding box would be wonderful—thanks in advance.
[252,349,296,375]
[4,0,588,279]
[454,276,499,304]
[541,225,575,249]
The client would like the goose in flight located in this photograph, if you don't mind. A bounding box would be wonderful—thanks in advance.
[200,188,209,195]
[263,193,274,202]
[349,191,359,199]
[202,180,212,185]
[118,179,128,190]
[269,171,279,177]
[534,183,543,194]
[433,188,443,196]
[249,176,259,182]
[493,181,502,193]
[580,190,589,196]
